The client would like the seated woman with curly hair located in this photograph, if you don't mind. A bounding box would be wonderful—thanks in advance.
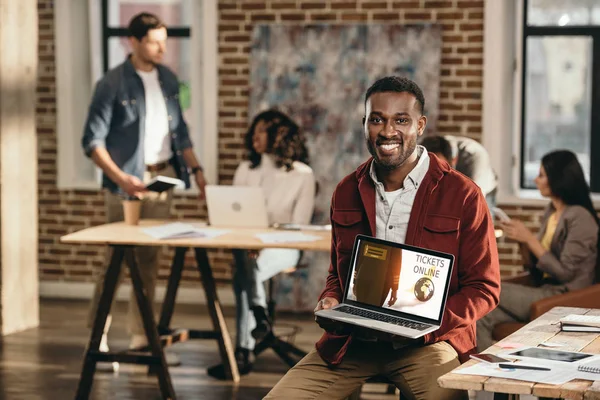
[208,110,316,379]
[477,150,599,351]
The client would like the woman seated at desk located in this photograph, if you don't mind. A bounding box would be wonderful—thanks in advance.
[477,150,599,351]
[208,110,316,379]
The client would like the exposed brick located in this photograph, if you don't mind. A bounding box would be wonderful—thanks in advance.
[404,11,433,19]
[281,13,306,21]
[340,12,368,21]
[361,2,388,10]
[457,1,482,8]
[392,1,421,9]
[372,12,401,21]
[251,14,277,22]
[310,12,338,21]
[331,2,358,10]
[300,2,328,10]
[241,2,267,11]
[424,1,454,8]
[270,2,299,10]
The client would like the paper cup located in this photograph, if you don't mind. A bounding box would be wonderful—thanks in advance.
[122,200,141,225]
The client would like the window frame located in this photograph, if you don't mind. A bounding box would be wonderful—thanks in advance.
[55,0,218,190]
[520,0,600,192]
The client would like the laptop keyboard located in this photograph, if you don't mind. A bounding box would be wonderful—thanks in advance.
[335,305,430,331]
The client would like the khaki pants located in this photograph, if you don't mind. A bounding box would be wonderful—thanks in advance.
[265,340,467,400]
[87,165,176,335]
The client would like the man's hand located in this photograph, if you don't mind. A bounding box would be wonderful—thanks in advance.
[314,297,339,312]
[118,174,147,198]
[314,297,351,334]
[194,170,207,199]
[388,290,398,306]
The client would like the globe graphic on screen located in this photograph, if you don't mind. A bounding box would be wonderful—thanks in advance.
[414,277,435,302]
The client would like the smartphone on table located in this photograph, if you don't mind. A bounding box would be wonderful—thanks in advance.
[470,353,510,364]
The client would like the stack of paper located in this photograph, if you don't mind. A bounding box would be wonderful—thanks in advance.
[560,314,600,332]
[142,223,229,240]
[255,232,322,244]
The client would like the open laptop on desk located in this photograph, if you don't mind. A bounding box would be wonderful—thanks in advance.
[315,235,454,339]
[205,185,269,228]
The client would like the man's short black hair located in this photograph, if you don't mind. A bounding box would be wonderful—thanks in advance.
[364,76,425,114]
[128,12,166,41]
[420,135,452,162]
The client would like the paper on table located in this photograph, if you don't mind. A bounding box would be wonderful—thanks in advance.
[496,342,524,349]
[455,363,576,385]
[539,342,565,348]
[255,232,322,244]
[142,223,229,240]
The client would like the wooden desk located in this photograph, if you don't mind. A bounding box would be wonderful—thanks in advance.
[61,220,331,399]
[438,306,600,400]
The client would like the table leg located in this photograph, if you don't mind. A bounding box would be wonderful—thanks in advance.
[158,247,187,333]
[75,246,124,400]
[125,248,176,400]
[194,248,240,383]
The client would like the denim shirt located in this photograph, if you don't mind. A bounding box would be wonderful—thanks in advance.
[82,56,193,194]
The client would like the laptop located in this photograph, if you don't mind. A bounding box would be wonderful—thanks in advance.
[205,185,269,228]
[315,234,454,338]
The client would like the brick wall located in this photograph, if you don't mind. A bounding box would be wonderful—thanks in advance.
[36,0,542,287]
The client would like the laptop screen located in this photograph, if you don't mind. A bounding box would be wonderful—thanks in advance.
[344,235,454,324]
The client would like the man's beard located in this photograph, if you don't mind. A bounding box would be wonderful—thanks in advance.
[366,138,417,171]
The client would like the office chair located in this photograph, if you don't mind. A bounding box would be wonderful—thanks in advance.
[253,253,308,367]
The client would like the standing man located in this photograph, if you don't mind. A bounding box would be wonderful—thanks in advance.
[265,76,500,399]
[81,12,206,368]
[420,135,498,211]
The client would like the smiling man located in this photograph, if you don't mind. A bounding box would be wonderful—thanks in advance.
[265,76,500,400]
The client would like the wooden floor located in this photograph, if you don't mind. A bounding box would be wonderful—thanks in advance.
[0,299,398,400]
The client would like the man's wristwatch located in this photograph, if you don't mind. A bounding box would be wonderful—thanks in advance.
[191,166,203,174]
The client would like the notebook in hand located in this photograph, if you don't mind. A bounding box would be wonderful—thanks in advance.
[145,176,185,193]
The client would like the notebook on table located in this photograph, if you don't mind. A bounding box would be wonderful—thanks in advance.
[560,314,600,332]
[314,235,454,339]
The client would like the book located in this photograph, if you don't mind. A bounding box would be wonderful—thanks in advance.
[560,324,600,333]
[559,314,600,328]
[145,176,185,193]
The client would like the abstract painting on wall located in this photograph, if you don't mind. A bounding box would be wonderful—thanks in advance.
[249,24,442,311]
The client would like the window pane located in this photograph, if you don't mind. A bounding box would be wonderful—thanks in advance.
[108,37,193,124]
[528,0,600,26]
[523,36,593,188]
[107,0,192,27]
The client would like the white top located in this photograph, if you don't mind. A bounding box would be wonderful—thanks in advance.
[137,68,173,165]
[233,154,316,226]
[369,146,431,244]
[384,187,403,206]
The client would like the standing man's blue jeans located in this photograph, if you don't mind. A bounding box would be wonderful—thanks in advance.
[232,248,301,351]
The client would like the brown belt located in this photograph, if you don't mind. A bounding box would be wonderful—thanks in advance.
[146,161,169,172]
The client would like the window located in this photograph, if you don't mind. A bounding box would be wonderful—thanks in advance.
[520,0,600,191]
[55,0,218,190]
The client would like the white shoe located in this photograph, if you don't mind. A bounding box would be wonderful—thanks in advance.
[129,334,181,366]
[96,333,119,373]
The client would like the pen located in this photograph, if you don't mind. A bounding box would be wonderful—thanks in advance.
[498,363,551,371]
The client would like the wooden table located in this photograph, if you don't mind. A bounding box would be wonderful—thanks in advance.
[61,220,331,400]
[438,306,600,400]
